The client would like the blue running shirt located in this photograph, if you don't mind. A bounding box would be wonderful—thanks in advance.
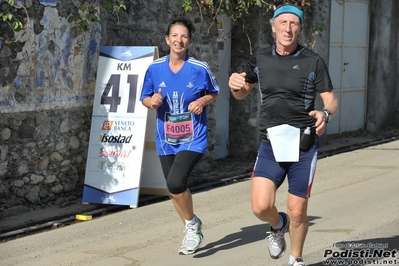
[140,54,220,155]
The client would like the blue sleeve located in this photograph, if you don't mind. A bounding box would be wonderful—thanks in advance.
[203,62,220,95]
[139,67,154,101]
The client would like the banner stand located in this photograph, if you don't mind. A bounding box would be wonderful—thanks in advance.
[82,46,167,208]
[139,108,169,196]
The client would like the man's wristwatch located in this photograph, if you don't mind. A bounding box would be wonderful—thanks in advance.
[323,109,332,123]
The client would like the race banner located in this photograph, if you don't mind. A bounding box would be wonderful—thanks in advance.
[83,46,159,208]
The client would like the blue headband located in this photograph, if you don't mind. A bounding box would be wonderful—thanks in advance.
[273,4,304,24]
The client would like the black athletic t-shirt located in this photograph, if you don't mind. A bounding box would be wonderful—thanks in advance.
[245,44,333,142]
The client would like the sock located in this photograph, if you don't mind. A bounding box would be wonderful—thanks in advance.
[185,216,196,226]
[289,255,304,263]
[271,213,284,230]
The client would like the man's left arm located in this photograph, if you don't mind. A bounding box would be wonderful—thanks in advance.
[309,90,339,136]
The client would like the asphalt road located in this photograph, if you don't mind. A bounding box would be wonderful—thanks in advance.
[1,140,398,266]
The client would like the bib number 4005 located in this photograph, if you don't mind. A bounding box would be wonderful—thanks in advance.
[101,74,138,113]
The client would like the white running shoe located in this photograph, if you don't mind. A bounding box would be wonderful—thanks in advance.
[266,212,290,259]
[178,216,204,255]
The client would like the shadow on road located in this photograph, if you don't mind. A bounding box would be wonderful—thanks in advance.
[194,224,265,258]
[194,215,321,258]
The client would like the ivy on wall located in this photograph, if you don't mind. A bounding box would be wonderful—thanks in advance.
[0,0,126,44]
[0,0,320,45]
[183,0,325,36]
[0,0,27,44]
[67,0,126,31]
[182,0,314,20]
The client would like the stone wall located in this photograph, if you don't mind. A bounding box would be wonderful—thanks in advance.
[0,1,100,215]
[0,108,92,216]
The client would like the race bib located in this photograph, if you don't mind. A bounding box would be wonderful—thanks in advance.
[164,112,194,145]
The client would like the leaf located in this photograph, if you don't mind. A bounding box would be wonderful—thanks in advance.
[8,0,16,7]
[68,15,79,23]
[79,20,89,31]
[12,20,23,31]
[104,1,112,10]
[182,0,193,12]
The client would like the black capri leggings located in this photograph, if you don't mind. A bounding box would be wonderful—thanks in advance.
[159,151,203,194]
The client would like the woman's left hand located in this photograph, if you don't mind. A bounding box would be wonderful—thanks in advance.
[188,100,203,115]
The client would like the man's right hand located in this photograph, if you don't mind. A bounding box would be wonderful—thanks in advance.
[228,72,246,92]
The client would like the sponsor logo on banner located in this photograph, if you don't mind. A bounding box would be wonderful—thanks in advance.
[122,50,132,57]
[112,120,135,131]
[99,148,132,158]
[100,120,135,131]
[97,160,128,171]
[103,196,116,204]
[101,120,114,130]
[100,133,132,143]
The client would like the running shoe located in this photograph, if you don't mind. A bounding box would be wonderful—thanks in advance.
[266,212,290,259]
[289,257,306,266]
[178,216,204,255]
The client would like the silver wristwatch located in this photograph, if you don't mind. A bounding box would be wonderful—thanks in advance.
[323,109,332,123]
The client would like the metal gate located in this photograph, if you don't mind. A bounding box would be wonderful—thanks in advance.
[328,0,370,134]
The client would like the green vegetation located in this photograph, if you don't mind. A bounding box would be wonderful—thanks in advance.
[0,0,320,45]
[182,0,314,20]
[67,0,126,32]
[0,0,26,44]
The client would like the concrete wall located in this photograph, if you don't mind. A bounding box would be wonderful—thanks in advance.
[367,0,399,130]
[313,0,332,145]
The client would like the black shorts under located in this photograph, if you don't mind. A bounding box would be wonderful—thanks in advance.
[159,150,203,194]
